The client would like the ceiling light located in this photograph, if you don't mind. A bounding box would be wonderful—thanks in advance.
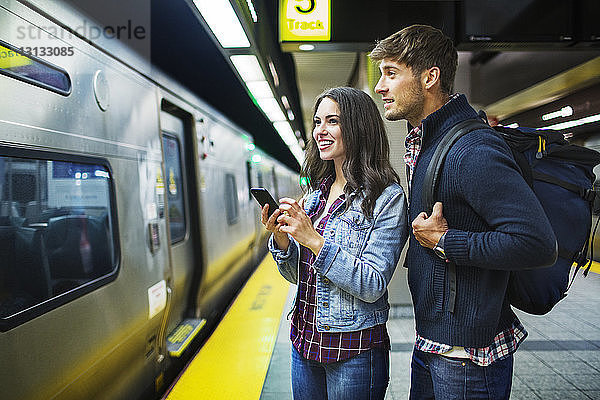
[274,122,304,164]
[230,55,264,82]
[268,60,279,87]
[193,0,250,48]
[245,0,258,22]
[257,97,286,121]
[542,106,573,121]
[543,113,600,131]
[299,44,315,51]
[274,121,299,147]
[246,80,272,99]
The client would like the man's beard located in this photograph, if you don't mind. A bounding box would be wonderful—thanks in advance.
[384,80,424,123]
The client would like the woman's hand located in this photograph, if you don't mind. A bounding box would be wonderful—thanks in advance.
[277,197,324,255]
[260,204,290,250]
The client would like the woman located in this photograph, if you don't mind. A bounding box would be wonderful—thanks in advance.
[261,87,408,399]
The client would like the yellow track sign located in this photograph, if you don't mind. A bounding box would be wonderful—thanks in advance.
[279,0,331,42]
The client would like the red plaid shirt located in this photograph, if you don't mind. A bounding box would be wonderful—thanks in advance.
[290,177,390,363]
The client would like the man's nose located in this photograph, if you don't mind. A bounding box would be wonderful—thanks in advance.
[374,77,386,94]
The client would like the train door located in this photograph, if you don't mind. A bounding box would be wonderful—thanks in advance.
[159,109,205,357]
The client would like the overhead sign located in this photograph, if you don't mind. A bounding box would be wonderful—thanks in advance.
[279,0,331,42]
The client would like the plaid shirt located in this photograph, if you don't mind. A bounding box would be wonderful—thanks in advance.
[290,177,390,363]
[404,125,422,193]
[415,320,527,366]
[406,94,526,366]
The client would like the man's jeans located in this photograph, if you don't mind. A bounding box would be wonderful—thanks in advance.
[409,349,513,400]
[291,345,389,400]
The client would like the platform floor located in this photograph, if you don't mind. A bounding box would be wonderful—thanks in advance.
[164,258,600,399]
[261,270,600,400]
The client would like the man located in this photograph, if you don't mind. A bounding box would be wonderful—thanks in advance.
[369,25,557,399]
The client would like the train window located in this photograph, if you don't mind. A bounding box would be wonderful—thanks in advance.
[0,152,118,330]
[162,134,186,243]
[224,173,239,225]
[0,40,71,96]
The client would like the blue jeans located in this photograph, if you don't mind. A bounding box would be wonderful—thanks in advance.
[291,345,389,400]
[409,349,513,400]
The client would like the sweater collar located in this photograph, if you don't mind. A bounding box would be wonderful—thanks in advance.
[420,94,479,146]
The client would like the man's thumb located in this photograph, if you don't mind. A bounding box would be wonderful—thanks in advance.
[432,202,443,216]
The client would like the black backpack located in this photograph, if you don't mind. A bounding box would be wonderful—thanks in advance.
[422,117,600,315]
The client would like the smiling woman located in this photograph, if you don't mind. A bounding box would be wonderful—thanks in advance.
[260,86,408,400]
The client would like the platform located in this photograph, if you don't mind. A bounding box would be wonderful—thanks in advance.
[166,258,600,400]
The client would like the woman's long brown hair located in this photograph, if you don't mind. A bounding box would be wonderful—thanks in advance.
[301,87,400,219]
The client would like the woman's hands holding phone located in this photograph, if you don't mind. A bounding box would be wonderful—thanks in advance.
[260,203,290,251]
[276,198,324,256]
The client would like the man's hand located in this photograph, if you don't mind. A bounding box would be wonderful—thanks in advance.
[412,202,449,249]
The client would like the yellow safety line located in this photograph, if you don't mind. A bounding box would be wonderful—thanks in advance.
[165,257,290,400]
[577,261,600,275]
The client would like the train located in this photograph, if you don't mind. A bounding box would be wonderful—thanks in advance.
[0,1,300,399]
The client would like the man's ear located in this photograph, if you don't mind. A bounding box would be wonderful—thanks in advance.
[422,66,441,90]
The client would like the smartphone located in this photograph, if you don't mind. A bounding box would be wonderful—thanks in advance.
[250,187,279,217]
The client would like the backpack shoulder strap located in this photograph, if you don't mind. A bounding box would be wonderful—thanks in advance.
[422,119,489,213]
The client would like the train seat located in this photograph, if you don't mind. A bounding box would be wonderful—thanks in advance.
[0,201,21,217]
[44,215,112,286]
[14,227,53,303]
[24,201,42,220]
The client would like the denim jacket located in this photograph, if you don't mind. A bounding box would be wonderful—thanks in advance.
[268,183,408,333]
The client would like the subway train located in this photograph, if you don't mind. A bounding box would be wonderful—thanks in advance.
[0,1,300,399]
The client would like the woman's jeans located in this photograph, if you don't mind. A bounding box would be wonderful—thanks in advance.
[291,345,389,400]
[409,349,514,400]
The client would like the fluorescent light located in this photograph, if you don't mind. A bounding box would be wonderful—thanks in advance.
[290,145,305,164]
[246,80,272,99]
[299,44,315,51]
[230,55,264,81]
[257,97,286,121]
[543,113,600,131]
[542,106,573,121]
[287,110,295,121]
[193,0,250,48]
[268,60,279,87]
[245,0,257,22]
[274,121,298,146]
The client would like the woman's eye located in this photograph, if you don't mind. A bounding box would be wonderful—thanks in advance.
[328,118,338,124]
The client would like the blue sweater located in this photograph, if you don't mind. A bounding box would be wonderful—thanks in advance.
[407,94,557,347]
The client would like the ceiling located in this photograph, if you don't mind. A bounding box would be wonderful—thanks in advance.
[292,52,359,137]
[152,0,600,170]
